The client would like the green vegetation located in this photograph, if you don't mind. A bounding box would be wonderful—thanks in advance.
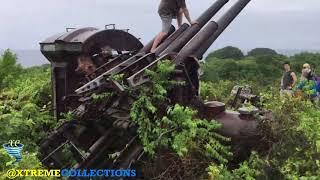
[0,50,22,89]
[203,54,287,85]
[0,47,320,179]
[204,93,320,179]
[201,47,320,179]
[0,50,54,179]
[130,61,232,165]
[290,52,320,73]
[247,48,279,57]
[200,81,234,102]
[206,46,244,60]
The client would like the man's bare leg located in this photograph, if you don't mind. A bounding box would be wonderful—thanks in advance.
[150,31,168,53]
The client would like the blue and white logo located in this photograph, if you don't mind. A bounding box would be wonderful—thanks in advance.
[3,140,24,163]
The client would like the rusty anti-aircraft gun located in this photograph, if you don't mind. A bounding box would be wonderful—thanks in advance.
[39,0,261,172]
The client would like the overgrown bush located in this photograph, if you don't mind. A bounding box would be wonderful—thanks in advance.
[0,65,53,150]
[0,49,22,89]
[200,81,234,102]
[202,55,285,85]
[0,151,55,180]
[0,50,54,177]
[130,60,232,178]
[258,92,320,179]
[201,49,320,179]
[207,152,265,180]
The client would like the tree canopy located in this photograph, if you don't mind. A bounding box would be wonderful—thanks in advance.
[0,49,22,88]
[206,46,244,61]
[247,48,278,57]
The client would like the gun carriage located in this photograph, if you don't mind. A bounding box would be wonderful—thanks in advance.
[39,0,261,173]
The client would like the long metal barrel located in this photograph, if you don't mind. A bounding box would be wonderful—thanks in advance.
[174,21,219,63]
[194,0,251,59]
[159,0,229,56]
[138,25,175,54]
[154,24,189,55]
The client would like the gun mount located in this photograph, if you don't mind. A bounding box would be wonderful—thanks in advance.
[39,0,260,175]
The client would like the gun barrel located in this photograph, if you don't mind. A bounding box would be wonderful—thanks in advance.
[154,24,189,55]
[195,0,251,59]
[139,25,175,54]
[158,0,229,56]
[195,0,229,26]
[174,21,218,63]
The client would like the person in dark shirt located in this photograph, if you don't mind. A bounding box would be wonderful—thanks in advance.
[150,0,197,53]
[280,62,297,97]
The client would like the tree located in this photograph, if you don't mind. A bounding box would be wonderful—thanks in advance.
[247,48,278,57]
[206,46,244,61]
[288,52,320,73]
[0,49,22,88]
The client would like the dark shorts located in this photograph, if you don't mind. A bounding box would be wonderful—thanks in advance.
[160,16,173,33]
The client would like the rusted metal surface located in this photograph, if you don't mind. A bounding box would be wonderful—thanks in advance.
[231,85,260,108]
[39,0,256,173]
[214,111,258,138]
[204,101,226,117]
[82,29,143,54]
[40,28,143,62]
[139,25,176,54]
[155,23,189,56]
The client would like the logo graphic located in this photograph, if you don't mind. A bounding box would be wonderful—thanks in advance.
[3,140,24,163]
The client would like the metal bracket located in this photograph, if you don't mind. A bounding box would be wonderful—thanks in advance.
[66,28,76,32]
[105,24,116,30]
[120,29,130,32]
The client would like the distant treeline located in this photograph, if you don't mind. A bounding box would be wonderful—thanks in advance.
[202,46,320,85]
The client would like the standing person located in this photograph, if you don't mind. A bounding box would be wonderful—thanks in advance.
[150,0,197,53]
[280,62,297,97]
[296,63,318,102]
[300,63,314,81]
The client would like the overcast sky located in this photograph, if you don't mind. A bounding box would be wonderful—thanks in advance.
[1,0,320,51]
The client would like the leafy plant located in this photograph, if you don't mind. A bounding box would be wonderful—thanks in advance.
[200,80,234,102]
[130,60,231,166]
[91,92,114,102]
[0,49,22,89]
[258,91,320,179]
[0,50,55,175]
[207,151,265,180]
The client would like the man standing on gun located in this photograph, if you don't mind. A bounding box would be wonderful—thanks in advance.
[150,0,197,53]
